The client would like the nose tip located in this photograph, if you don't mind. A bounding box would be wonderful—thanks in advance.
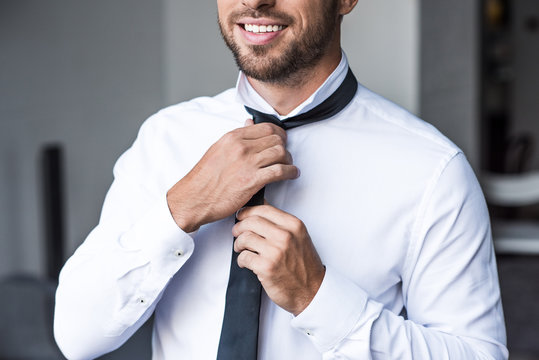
[241,0,275,11]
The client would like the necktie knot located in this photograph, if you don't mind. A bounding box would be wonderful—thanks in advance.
[247,110,286,129]
[244,68,358,131]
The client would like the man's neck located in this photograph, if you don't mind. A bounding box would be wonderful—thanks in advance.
[246,46,343,116]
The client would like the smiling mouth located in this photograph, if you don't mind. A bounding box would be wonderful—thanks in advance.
[241,24,286,34]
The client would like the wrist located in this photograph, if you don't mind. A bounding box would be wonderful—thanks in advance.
[293,264,326,316]
[166,190,202,233]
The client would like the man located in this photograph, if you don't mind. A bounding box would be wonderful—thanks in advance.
[54,0,508,358]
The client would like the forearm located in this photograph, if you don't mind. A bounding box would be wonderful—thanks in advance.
[366,308,507,360]
[291,266,506,360]
[54,193,194,359]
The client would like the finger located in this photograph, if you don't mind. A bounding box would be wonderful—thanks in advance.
[239,122,287,141]
[256,164,300,185]
[234,230,275,257]
[246,133,286,154]
[254,145,293,168]
[234,231,259,253]
[244,118,254,126]
[237,204,299,228]
[233,214,273,238]
[236,249,260,271]
[238,251,276,281]
[233,214,277,237]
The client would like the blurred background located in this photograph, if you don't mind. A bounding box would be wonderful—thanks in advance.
[0,0,537,359]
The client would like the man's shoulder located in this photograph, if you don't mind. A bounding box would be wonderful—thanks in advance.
[143,88,245,128]
[154,88,241,123]
[348,84,461,158]
[132,87,244,147]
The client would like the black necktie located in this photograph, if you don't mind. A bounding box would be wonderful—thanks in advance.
[216,68,358,360]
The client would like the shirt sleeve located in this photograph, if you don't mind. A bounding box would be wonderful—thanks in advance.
[54,117,195,360]
[291,152,508,359]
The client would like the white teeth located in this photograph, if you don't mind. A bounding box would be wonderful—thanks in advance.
[244,24,284,33]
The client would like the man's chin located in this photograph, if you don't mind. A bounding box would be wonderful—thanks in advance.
[236,51,281,76]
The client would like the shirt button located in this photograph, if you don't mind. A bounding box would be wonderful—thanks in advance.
[305,330,313,336]
[175,250,184,257]
[137,297,146,304]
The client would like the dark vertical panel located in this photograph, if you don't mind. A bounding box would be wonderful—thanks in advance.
[42,144,65,280]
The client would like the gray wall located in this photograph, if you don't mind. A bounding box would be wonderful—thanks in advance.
[343,0,419,115]
[0,0,420,278]
[0,1,163,277]
[163,0,238,105]
[420,0,481,169]
[163,0,420,113]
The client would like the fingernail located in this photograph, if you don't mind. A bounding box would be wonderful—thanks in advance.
[296,168,301,178]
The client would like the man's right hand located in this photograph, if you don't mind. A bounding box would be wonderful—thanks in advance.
[166,119,299,233]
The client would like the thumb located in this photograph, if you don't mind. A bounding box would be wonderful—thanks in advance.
[244,118,254,126]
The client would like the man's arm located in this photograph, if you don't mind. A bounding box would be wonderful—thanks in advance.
[234,153,508,359]
[54,118,298,359]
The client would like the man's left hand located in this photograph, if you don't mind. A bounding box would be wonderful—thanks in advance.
[233,204,325,316]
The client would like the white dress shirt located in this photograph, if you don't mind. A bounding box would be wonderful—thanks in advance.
[54,53,508,360]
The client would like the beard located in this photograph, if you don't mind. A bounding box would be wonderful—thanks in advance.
[219,2,339,86]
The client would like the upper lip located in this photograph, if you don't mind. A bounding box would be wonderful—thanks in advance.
[237,17,286,26]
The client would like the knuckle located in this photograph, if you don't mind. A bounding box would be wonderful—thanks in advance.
[271,165,285,178]
[282,231,294,244]
[272,144,287,159]
[234,233,247,251]
[270,133,284,145]
[237,251,251,267]
[234,142,249,157]
[291,218,304,233]
[236,251,246,266]
[260,123,274,133]
[223,131,238,144]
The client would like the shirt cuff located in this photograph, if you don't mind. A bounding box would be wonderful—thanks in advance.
[135,195,196,269]
[105,194,195,336]
[290,265,371,352]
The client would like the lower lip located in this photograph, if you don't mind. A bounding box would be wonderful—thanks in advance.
[238,25,283,46]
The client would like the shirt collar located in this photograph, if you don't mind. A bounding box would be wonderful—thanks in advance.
[235,51,349,120]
